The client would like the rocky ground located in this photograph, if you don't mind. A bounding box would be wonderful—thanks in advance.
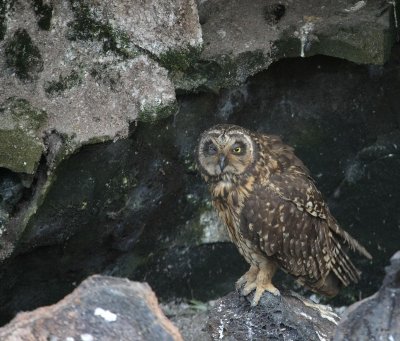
[0,0,400,339]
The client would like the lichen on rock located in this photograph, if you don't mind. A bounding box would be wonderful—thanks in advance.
[5,28,43,80]
[0,97,47,174]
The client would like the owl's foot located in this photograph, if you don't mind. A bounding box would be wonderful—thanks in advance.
[235,265,258,292]
[251,281,280,307]
[237,263,280,306]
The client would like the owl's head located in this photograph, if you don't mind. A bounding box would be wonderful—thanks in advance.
[196,124,257,179]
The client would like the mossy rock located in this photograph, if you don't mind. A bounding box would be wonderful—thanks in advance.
[0,98,47,174]
[158,45,202,72]
[32,0,53,30]
[67,0,140,59]
[45,70,83,96]
[5,29,43,80]
[138,102,178,123]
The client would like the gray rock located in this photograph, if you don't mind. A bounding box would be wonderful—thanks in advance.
[0,97,46,174]
[74,0,202,57]
[332,251,400,341]
[208,290,340,341]
[0,0,201,260]
[176,0,398,90]
[0,275,183,341]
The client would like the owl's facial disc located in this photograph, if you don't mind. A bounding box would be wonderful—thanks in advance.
[197,127,255,178]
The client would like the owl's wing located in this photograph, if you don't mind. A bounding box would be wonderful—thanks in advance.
[242,180,361,290]
[241,184,328,280]
[268,167,371,261]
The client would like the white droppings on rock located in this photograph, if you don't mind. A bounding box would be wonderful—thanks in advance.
[299,22,315,58]
[343,1,366,13]
[65,338,75,341]
[80,334,93,341]
[299,311,312,320]
[316,330,328,341]
[94,307,118,322]
[218,319,225,339]
[246,316,254,340]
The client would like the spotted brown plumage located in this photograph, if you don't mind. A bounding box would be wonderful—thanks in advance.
[196,124,372,306]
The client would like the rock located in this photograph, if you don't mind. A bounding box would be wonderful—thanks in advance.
[0,169,24,233]
[0,275,183,341]
[175,0,399,90]
[71,0,202,58]
[332,251,400,341]
[2,51,400,324]
[161,300,214,341]
[0,0,198,261]
[208,290,340,341]
[0,97,47,174]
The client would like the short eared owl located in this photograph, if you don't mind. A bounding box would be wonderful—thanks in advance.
[196,124,371,306]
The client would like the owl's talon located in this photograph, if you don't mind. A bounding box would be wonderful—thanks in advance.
[242,282,257,296]
[235,265,258,291]
[251,284,280,306]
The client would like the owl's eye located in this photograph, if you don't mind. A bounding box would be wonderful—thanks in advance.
[232,143,245,155]
[233,146,241,154]
[205,142,217,155]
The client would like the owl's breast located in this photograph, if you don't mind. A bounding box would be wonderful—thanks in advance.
[210,178,263,264]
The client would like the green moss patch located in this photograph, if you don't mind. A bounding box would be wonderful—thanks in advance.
[158,45,202,72]
[32,0,53,30]
[5,28,43,80]
[0,0,13,41]
[0,98,47,174]
[45,70,83,95]
[138,102,178,123]
[67,0,140,59]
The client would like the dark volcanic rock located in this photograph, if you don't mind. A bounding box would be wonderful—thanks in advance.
[332,251,400,341]
[2,48,400,327]
[208,290,339,341]
[0,275,183,341]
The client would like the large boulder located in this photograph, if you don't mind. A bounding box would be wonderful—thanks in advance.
[0,275,183,341]
[176,0,399,90]
[0,0,201,260]
[332,251,400,341]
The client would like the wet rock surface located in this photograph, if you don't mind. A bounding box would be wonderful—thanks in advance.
[332,251,400,341]
[0,275,183,341]
[208,290,340,341]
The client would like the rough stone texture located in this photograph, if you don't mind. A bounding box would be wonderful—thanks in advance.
[0,0,178,145]
[332,251,400,341]
[0,275,183,341]
[208,291,340,341]
[78,0,202,57]
[161,300,213,341]
[0,0,202,261]
[2,52,400,325]
[0,97,47,174]
[175,0,399,90]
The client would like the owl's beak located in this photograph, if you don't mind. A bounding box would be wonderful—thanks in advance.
[219,155,228,172]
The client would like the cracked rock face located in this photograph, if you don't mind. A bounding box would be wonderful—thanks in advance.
[0,275,183,341]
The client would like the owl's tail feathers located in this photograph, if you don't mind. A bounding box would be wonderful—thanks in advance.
[331,235,361,287]
[314,272,341,297]
[329,221,372,260]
